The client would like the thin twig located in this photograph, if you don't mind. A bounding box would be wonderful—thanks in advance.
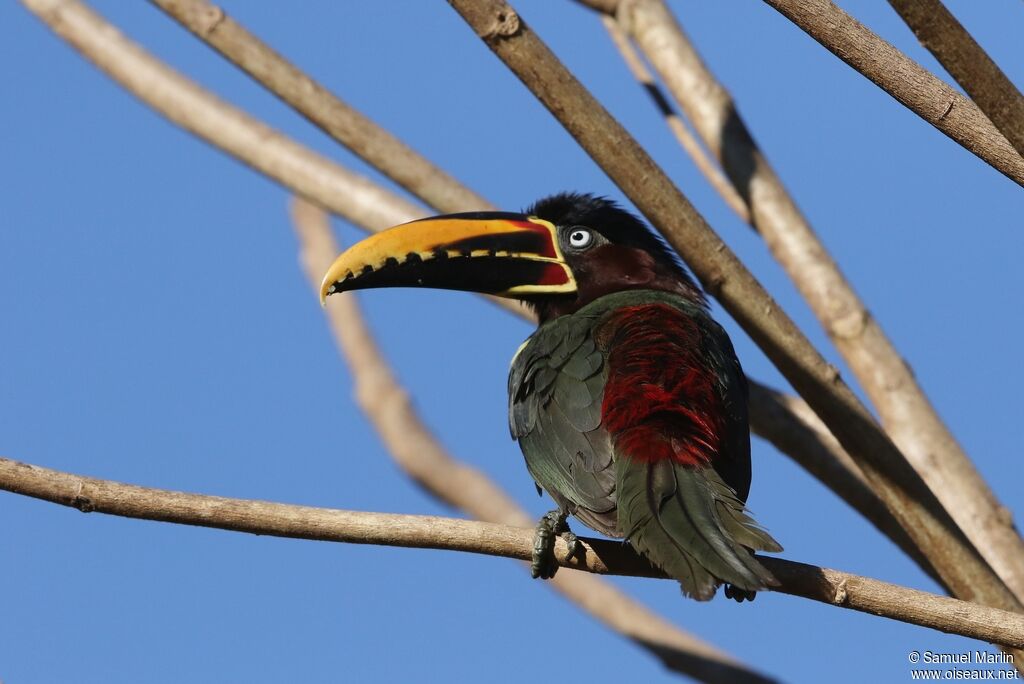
[149,0,491,213]
[887,0,1024,158]
[444,0,1021,617]
[586,0,1024,600]
[598,15,749,223]
[291,199,769,683]
[759,0,1024,187]
[2,456,1023,651]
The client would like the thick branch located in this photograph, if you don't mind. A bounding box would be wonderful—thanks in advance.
[888,0,1024,158]
[290,200,769,683]
[586,0,1024,600]
[760,0,1024,187]
[2,456,1023,650]
[445,0,1021,616]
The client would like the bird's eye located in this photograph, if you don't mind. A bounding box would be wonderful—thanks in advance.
[567,228,593,250]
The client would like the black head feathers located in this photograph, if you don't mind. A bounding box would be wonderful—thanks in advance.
[525,192,697,290]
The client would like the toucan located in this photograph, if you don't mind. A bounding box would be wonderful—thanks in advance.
[320,192,781,601]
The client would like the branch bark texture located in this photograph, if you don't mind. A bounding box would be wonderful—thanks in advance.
[587,0,1024,601]
[888,0,1024,158]
[761,0,1024,187]
[2,456,1023,651]
[444,0,1021,617]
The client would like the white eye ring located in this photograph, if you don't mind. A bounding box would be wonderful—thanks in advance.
[567,228,593,249]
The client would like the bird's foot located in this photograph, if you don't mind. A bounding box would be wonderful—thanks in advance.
[531,509,578,579]
[723,584,757,603]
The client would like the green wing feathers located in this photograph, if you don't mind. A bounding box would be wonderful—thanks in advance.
[617,456,782,600]
[510,291,782,599]
[509,312,619,535]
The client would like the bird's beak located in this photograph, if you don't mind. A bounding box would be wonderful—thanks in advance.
[319,212,576,305]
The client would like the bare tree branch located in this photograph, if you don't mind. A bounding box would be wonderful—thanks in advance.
[291,199,770,684]
[22,0,1002,621]
[760,0,1024,187]
[585,0,1024,183]
[149,0,491,213]
[444,0,1021,616]
[2,456,1023,651]
[747,384,938,582]
[887,0,1024,158]
[14,0,1024,671]
[583,0,1024,601]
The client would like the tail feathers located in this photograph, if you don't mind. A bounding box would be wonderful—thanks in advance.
[712,477,783,555]
[616,457,781,601]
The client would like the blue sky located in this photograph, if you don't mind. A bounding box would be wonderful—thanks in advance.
[1,1,1021,682]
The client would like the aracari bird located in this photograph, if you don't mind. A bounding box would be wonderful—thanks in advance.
[320,193,781,601]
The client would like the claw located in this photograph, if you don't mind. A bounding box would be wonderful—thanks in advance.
[531,509,570,579]
[723,584,757,602]
[563,530,581,561]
